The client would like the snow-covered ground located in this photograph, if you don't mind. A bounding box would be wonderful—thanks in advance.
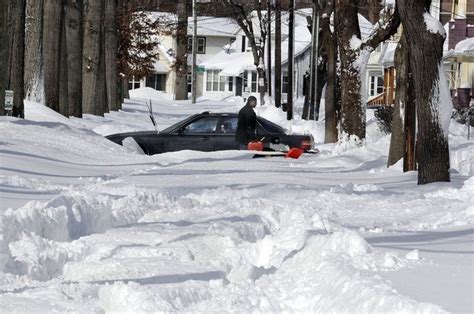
[0,88,472,313]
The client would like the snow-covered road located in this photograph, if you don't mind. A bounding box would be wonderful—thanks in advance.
[0,92,472,312]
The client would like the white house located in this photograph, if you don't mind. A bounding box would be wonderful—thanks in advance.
[130,10,385,105]
[129,14,239,96]
[199,10,313,103]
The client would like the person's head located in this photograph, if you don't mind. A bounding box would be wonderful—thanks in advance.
[246,96,257,108]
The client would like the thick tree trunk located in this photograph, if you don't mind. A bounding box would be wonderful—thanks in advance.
[398,0,451,184]
[388,35,407,167]
[65,0,83,118]
[24,0,44,103]
[324,26,338,143]
[174,0,188,100]
[404,64,416,172]
[82,0,104,116]
[43,0,62,112]
[7,0,26,117]
[0,0,7,115]
[59,12,69,117]
[335,0,366,140]
[105,0,119,111]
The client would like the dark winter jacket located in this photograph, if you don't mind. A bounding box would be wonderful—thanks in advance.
[235,104,257,144]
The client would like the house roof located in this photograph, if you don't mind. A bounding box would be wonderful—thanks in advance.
[445,37,474,62]
[378,42,398,68]
[200,9,314,75]
[188,17,239,37]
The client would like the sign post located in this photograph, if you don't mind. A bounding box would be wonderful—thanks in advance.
[4,90,13,115]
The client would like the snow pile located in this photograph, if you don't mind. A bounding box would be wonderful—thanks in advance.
[0,95,472,312]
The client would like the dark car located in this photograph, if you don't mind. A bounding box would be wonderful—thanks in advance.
[106,112,314,155]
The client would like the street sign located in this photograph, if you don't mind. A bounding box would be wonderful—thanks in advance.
[196,65,205,73]
[5,90,13,111]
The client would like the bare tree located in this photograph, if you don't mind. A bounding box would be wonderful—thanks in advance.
[6,0,26,117]
[82,0,104,116]
[105,0,120,111]
[320,0,338,143]
[222,0,268,105]
[0,0,7,115]
[43,0,63,113]
[24,0,44,103]
[397,0,451,184]
[65,0,83,118]
[387,34,407,167]
[174,0,188,100]
[334,0,399,141]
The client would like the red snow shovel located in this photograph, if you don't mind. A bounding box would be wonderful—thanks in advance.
[252,147,304,159]
[285,147,304,159]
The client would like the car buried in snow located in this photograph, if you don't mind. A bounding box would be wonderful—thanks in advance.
[105,112,314,155]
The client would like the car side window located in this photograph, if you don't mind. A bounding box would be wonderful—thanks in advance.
[183,116,218,134]
[217,117,238,134]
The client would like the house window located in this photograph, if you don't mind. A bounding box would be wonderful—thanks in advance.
[187,70,192,93]
[282,75,288,94]
[228,77,233,92]
[187,36,206,54]
[206,70,226,92]
[370,76,384,96]
[251,72,257,92]
[128,77,141,90]
[146,74,166,91]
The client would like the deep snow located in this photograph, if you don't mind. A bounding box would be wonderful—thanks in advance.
[0,89,472,313]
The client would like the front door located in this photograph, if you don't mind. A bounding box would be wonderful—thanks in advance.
[236,77,243,96]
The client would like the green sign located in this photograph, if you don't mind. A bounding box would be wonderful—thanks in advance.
[196,65,205,73]
[5,90,13,111]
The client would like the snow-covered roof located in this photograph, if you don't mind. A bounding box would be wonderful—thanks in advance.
[188,17,239,37]
[445,37,474,61]
[150,12,238,37]
[378,42,397,68]
[454,37,474,55]
[201,9,313,75]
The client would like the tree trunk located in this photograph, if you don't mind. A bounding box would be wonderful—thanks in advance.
[324,30,338,143]
[404,61,416,172]
[398,0,451,184]
[82,0,104,116]
[287,0,294,120]
[7,0,26,118]
[65,0,83,118]
[105,0,119,111]
[24,0,44,103]
[174,0,188,100]
[0,0,7,115]
[43,0,62,113]
[59,10,69,117]
[335,0,366,140]
[274,0,281,108]
[388,35,407,167]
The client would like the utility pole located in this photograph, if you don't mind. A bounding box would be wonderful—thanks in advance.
[274,0,281,108]
[287,0,294,120]
[192,0,197,103]
[309,2,320,120]
[0,0,7,115]
[267,0,271,97]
